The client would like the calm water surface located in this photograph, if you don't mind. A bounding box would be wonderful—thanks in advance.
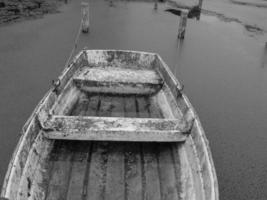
[0,0,267,199]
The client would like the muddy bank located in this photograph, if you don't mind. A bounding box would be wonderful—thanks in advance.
[230,0,267,8]
[201,0,267,39]
[202,9,265,35]
[0,0,65,25]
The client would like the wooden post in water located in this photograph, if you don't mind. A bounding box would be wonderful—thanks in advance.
[178,10,188,39]
[263,42,267,68]
[198,0,203,10]
[18,3,23,14]
[197,0,203,20]
[154,0,158,10]
[81,2,90,33]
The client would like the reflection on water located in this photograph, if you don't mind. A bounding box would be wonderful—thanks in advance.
[173,39,184,78]
[262,43,267,68]
[0,0,267,199]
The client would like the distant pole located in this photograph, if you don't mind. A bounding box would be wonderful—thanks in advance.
[154,0,158,10]
[81,2,90,33]
[109,0,113,7]
[197,0,203,20]
[18,3,23,14]
[199,0,203,10]
[178,10,188,39]
[262,42,267,68]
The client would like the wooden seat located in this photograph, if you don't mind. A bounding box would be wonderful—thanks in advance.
[41,115,193,142]
[73,67,163,94]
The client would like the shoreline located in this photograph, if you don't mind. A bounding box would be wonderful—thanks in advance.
[0,0,64,26]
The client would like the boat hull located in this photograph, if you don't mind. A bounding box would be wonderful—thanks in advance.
[1,50,218,200]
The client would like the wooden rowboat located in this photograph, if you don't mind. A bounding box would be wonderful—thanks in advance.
[1,50,218,200]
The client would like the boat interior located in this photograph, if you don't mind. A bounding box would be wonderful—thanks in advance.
[3,51,215,200]
[36,63,190,200]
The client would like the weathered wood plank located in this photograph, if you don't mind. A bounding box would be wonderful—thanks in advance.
[43,116,192,142]
[125,143,142,200]
[145,96,163,118]
[86,95,100,116]
[83,50,156,70]
[52,84,81,115]
[142,143,161,200]
[135,96,149,118]
[45,141,73,200]
[124,96,137,118]
[154,89,176,118]
[70,93,89,116]
[105,142,125,200]
[17,134,53,200]
[75,80,162,95]
[74,67,162,85]
[110,96,125,117]
[67,94,93,200]
[87,142,109,200]
[178,143,197,200]
[73,67,163,95]
[157,143,179,200]
[124,95,142,200]
[171,144,183,200]
[97,95,113,117]
[66,142,92,200]
[27,138,53,200]
[2,91,57,200]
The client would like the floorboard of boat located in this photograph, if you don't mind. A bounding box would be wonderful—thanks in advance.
[69,93,163,119]
[44,92,181,200]
[45,141,182,200]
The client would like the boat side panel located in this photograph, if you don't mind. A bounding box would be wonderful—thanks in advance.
[154,55,219,200]
[52,83,82,115]
[1,90,57,200]
[1,51,85,198]
[153,88,182,119]
[17,133,54,200]
[158,84,204,200]
[155,84,203,200]
[189,118,218,200]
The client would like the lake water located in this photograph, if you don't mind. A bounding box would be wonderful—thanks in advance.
[0,0,267,199]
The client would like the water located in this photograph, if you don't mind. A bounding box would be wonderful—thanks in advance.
[0,0,267,199]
